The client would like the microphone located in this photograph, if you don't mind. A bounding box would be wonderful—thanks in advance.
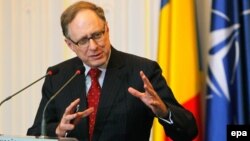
[40,66,85,138]
[0,67,59,107]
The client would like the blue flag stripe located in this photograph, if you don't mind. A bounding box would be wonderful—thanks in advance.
[160,0,169,9]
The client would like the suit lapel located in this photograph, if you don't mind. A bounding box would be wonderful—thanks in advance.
[93,48,127,141]
[67,58,88,108]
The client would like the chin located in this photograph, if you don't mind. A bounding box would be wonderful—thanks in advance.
[89,60,106,68]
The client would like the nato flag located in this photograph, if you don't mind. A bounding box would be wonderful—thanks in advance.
[206,0,250,141]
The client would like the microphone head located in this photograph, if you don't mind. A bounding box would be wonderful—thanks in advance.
[47,67,59,76]
[75,66,85,75]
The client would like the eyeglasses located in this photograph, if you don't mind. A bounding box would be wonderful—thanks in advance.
[68,25,106,48]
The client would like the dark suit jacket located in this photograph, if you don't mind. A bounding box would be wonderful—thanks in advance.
[27,47,198,141]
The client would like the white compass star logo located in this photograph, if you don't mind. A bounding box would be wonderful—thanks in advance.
[206,10,241,101]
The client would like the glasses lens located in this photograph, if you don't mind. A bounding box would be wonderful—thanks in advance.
[78,38,89,47]
[92,31,104,40]
[75,26,105,48]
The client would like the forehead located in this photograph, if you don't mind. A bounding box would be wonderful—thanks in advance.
[68,9,104,39]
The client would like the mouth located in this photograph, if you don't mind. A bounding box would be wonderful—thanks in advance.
[90,52,103,60]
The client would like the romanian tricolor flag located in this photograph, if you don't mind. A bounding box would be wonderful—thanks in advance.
[153,0,202,141]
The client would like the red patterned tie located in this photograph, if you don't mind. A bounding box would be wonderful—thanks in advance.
[87,68,101,141]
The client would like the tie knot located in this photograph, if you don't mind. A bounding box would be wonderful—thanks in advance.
[88,68,101,79]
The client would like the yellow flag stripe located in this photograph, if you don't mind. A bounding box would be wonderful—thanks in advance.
[157,3,170,81]
[167,0,200,104]
[153,1,170,141]
[155,0,201,140]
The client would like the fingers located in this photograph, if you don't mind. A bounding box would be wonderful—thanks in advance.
[64,98,80,115]
[56,98,92,137]
[139,71,158,99]
[60,98,80,124]
[56,120,75,137]
[128,71,168,117]
[56,99,80,137]
[73,107,94,125]
[128,87,143,98]
[128,71,155,99]
[79,107,94,118]
[140,71,153,88]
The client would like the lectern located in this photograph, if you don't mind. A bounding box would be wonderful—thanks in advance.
[0,135,78,141]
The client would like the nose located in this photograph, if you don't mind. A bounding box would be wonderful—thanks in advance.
[88,39,98,50]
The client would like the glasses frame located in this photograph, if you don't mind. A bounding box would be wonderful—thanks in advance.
[68,24,106,48]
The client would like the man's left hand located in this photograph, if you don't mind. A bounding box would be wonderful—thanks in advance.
[128,71,168,118]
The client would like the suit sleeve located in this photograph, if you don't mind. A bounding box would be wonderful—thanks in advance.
[148,61,198,140]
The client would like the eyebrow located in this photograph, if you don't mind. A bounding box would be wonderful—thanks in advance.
[75,27,105,43]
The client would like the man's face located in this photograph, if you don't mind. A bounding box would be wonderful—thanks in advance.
[66,9,111,68]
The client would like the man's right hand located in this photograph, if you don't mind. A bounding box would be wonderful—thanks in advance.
[55,98,94,137]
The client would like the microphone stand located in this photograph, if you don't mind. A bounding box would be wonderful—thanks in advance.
[0,70,56,107]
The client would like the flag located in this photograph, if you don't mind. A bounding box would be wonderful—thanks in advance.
[155,0,202,141]
[205,0,250,141]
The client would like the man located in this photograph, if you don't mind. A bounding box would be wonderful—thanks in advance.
[27,1,198,141]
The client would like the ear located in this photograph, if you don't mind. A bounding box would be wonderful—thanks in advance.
[65,38,76,52]
[106,23,110,32]
[107,26,109,32]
